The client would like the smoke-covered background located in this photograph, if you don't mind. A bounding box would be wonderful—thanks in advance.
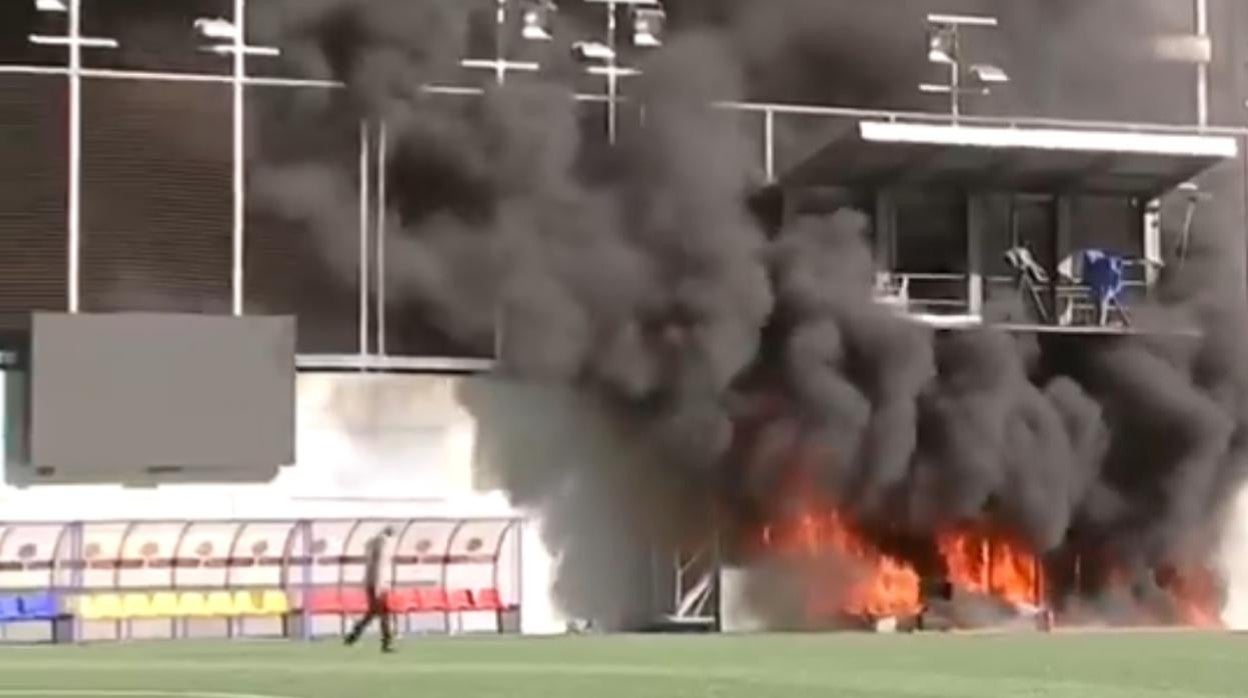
[242,0,1248,629]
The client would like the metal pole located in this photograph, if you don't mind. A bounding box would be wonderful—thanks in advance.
[1196,0,1209,127]
[232,0,247,316]
[764,109,776,182]
[376,121,387,356]
[607,2,618,144]
[496,0,507,86]
[67,0,82,313]
[358,121,371,357]
[950,27,961,120]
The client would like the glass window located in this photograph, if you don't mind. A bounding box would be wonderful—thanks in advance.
[896,192,967,274]
[0,74,68,323]
[81,78,232,313]
[895,191,968,307]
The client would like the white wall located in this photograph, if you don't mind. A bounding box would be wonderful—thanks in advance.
[0,371,567,635]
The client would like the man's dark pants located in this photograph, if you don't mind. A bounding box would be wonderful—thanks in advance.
[345,589,394,650]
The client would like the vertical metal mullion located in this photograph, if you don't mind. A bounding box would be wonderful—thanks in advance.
[606,2,617,144]
[375,122,387,356]
[496,0,507,86]
[232,0,247,316]
[359,121,371,357]
[950,28,960,120]
[763,109,775,182]
[67,0,82,313]
[1196,0,1209,127]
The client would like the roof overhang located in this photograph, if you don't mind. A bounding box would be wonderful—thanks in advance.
[780,121,1239,198]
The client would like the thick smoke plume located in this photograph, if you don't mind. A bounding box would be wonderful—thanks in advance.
[252,0,1248,628]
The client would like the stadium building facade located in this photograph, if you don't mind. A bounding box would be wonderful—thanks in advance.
[2,0,1248,637]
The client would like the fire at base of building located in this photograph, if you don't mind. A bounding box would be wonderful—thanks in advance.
[718,501,1221,633]
[653,117,1246,635]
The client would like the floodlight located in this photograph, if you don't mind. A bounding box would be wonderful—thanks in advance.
[34,0,67,13]
[521,0,556,42]
[194,18,238,42]
[631,7,665,48]
[969,63,1009,84]
[927,26,956,64]
[1178,181,1213,202]
[572,40,615,63]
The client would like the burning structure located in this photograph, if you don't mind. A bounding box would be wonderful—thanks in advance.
[247,0,1248,633]
[6,0,1248,633]
[719,117,1241,632]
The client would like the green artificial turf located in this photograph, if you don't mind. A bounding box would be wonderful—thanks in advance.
[0,632,1245,698]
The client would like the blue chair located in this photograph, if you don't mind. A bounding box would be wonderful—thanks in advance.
[0,596,21,622]
[18,594,59,620]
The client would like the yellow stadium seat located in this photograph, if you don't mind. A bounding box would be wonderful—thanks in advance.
[121,593,153,618]
[259,590,290,615]
[232,590,260,616]
[206,591,235,617]
[149,592,180,617]
[79,594,123,621]
[177,592,210,617]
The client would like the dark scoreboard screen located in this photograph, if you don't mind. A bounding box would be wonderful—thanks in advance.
[6,312,295,485]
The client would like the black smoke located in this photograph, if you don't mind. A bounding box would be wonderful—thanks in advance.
[250,0,1248,628]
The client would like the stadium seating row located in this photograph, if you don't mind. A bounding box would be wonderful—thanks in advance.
[307,587,507,614]
[3,588,512,621]
[76,590,291,620]
[0,593,59,622]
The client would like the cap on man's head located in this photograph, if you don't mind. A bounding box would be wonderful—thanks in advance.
[381,525,397,537]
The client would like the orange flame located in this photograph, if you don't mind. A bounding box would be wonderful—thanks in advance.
[759,503,1044,620]
[763,510,921,618]
[938,527,1041,608]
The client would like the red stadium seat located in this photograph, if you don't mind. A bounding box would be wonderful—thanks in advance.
[306,589,342,614]
[417,587,449,612]
[339,588,370,614]
[306,588,369,614]
[473,588,503,611]
[446,589,473,612]
[385,589,419,614]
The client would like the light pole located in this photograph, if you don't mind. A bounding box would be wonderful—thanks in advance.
[459,0,547,85]
[1196,0,1209,127]
[918,13,1006,121]
[193,3,280,317]
[28,0,118,314]
[1149,6,1214,125]
[582,0,664,144]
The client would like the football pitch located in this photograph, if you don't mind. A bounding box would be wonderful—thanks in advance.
[0,632,1245,698]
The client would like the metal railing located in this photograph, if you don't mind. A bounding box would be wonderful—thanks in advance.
[1,57,1240,363]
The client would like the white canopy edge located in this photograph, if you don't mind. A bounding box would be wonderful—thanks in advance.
[859,121,1239,159]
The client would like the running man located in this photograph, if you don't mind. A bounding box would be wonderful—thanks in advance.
[345,525,396,653]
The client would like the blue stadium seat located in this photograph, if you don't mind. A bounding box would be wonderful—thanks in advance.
[0,596,20,622]
[18,594,59,620]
